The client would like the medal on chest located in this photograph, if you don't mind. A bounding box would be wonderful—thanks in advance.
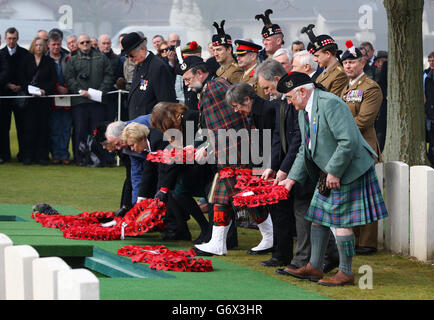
[345,89,363,103]
[140,79,148,91]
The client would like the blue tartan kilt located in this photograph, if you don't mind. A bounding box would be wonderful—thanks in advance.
[305,166,388,228]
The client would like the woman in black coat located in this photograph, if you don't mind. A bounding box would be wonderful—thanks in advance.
[151,102,212,243]
[21,37,57,165]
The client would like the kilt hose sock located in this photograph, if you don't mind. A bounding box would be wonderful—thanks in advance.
[309,224,331,271]
[336,233,356,275]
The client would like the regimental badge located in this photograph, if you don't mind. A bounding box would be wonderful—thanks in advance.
[268,27,273,35]
[346,90,363,103]
[180,62,187,71]
[221,37,225,44]
[140,79,148,91]
[285,80,293,88]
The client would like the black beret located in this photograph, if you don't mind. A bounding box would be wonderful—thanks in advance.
[276,71,313,94]
[177,55,206,75]
[341,40,364,62]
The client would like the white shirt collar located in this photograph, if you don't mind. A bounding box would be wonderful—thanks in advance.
[7,46,16,55]
[349,72,365,87]
[305,89,314,119]
[309,70,316,78]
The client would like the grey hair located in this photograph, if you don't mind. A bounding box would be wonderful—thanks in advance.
[255,59,287,81]
[225,82,257,106]
[272,48,292,62]
[294,50,318,71]
[294,83,315,92]
[106,121,127,139]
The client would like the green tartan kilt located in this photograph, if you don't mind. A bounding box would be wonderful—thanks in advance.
[305,166,388,228]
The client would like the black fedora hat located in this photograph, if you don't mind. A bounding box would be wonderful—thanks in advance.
[121,32,145,55]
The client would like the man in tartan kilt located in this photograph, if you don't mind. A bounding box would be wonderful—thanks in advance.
[179,55,251,256]
[276,71,388,286]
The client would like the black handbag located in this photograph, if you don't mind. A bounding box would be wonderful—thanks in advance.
[317,170,330,197]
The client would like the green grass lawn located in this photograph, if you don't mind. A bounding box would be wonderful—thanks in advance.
[1,116,433,300]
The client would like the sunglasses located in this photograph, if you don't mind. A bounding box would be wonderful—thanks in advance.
[79,40,90,44]
[159,48,169,53]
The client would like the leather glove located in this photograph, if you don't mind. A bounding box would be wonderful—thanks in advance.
[114,206,129,218]
[154,188,169,204]
[116,77,127,90]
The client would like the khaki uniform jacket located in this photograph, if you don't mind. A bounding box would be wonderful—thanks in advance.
[240,65,267,99]
[316,60,348,96]
[216,60,243,84]
[341,73,382,161]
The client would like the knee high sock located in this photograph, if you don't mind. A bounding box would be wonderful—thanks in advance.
[335,233,355,275]
[309,224,330,271]
[213,204,231,226]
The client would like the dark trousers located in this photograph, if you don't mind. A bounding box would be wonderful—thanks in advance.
[21,99,50,162]
[71,102,106,164]
[0,101,26,161]
[269,198,294,263]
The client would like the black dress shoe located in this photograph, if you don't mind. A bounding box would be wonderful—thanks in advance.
[275,265,299,276]
[193,247,214,256]
[0,158,5,164]
[22,158,32,165]
[260,257,289,267]
[247,247,273,255]
[355,246,377,255]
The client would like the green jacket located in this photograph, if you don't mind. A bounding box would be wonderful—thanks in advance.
[64,47,114,106]
[288,89,377,185]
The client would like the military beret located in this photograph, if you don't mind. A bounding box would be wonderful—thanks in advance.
[181,41,202,55]
[276,71,313,94]
[212,20,232,47]
[341,40,364,62]
[177,55,206,75]
[234,40,262,55]
[255,9,283,39]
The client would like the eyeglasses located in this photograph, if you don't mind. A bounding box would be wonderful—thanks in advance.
[79,40,90,44]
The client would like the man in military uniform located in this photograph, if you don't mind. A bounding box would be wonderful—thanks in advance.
[212,20,243,84]
[234,39,266,99]
[340,40,383,255]
[255,9,284,62]
[301,24,348,96]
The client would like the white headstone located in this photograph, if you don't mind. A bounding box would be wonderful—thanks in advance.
[410,166,434,262]
[375,163,385,249]
[384,161,409,255]
[0,233,13,300]
[32,257,71,300]
[57,269,99,300]
[4,245,39,300]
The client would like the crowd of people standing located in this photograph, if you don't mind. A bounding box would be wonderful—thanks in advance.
[0,8,430,287]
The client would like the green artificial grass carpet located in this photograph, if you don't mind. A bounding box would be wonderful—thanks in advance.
[0,204,329,300]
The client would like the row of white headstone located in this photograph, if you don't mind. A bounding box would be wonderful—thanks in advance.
[376,162,434,262]
[0,233,99,300]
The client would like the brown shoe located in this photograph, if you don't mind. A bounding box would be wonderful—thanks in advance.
[281,262,323,282]
[318,270,355,287]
